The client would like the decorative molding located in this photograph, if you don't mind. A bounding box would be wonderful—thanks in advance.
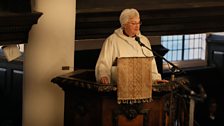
[51,70,117,92]
[0,11,42,45]
[51,69,178,93]
[112,104,149,126]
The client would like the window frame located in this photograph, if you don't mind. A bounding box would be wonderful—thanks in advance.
[161,33,208,71]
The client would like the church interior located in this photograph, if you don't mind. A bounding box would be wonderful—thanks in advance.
[1,0,224,126]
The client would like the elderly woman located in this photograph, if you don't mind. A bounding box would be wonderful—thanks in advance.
[95,8,168,84]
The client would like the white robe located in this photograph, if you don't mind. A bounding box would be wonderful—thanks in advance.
[95,28,161,84]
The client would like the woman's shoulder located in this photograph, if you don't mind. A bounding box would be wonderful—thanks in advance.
[138,34,150,44]
[106,32,123,42]
[139,34,149,40]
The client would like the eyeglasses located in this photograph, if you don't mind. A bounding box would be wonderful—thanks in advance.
[129,21,142,26]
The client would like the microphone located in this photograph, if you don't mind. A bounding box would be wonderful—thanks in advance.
[135,36,145,47]
[181,83,196,95]
[174,78,196,95]
[182,84,207,101]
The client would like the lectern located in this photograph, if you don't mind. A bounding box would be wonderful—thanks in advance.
[51,69,180,126]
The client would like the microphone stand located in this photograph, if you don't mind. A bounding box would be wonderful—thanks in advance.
[135,37,198,95]
[135,37,199,97]
[135,37,183,81]
[135,37,206,126]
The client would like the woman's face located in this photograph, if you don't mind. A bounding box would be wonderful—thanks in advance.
[123,17,141,37]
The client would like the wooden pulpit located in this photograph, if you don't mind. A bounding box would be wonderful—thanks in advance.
[51,69,179,126]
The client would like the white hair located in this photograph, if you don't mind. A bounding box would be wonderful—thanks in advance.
[119,8,140,28]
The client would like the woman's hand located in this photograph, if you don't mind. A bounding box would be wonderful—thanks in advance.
[100,76,110,84]
[155,79,169,84]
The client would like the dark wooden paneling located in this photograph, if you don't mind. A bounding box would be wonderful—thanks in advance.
[76,0,224,12]
[207,35,224,68]
[74,49,101,69]
[0,57,23,126]
[0,0,31,12]
[0,68,7,86]
[75,2,224,39]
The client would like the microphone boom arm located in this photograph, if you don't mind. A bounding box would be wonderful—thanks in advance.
[135,37,205,101]
[135,37,182,75]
